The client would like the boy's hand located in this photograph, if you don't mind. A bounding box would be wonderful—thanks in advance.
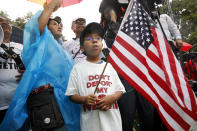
[96,95,116,111]
[85,94,97,105]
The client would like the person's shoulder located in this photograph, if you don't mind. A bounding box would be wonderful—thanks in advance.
[160,14,168,17]
[64,38,79,44]
[71,60,88,73]
[63,38,79,48]
[10,42,23,50]
[74,60,88,67]
[160,14,171,19]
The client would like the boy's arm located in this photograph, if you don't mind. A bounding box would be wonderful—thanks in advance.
[96,91,123,111]
[70,94,97,105]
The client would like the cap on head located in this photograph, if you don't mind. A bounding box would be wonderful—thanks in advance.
[47,16,62,26]
[80,22,105,46]
[72,17,86,27]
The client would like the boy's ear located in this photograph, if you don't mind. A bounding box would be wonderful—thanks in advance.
[80,46,84,52]
[80,46,87,56]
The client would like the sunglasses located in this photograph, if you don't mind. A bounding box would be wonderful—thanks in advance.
[75,18,86,24]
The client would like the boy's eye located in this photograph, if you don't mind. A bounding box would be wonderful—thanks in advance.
[85,37,102,41]
[85,37,93,41]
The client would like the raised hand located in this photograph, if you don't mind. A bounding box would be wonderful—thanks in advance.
[44,0,62,12]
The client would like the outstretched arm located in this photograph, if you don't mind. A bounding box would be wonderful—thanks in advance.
[38,0,61,34]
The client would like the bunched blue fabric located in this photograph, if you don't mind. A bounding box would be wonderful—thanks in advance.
[0,11,80,131]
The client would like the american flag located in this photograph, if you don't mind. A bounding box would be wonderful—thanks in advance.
[108,0,197,130]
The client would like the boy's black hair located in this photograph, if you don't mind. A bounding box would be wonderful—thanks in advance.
[80,22,105,46]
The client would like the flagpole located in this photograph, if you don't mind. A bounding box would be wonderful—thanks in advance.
[93,0,134,95]
[94,59,109,94]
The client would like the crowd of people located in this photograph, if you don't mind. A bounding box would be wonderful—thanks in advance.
[0,0,196,131]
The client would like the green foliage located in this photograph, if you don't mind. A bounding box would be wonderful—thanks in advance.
[0,10,33,30]
[0,10,12,23]
[159,0,197,45]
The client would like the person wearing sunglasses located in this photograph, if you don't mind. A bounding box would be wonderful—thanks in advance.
[63,17,87,64]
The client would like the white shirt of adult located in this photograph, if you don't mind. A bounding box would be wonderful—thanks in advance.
[0,42,23,110]
[66,60,125,131]
[62,38,86,64]
[158,14,182,41]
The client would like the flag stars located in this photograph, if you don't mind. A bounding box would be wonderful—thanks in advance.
[146,32,149,36]
[135,27,139,30]
[146,38,151,42]
[130,32,134,35]
[120,0,154,50]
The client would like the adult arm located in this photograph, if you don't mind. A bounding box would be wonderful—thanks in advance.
[165,14,183,48]
[38,0,61,34]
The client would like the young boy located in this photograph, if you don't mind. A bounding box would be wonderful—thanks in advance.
[65,22,125,131]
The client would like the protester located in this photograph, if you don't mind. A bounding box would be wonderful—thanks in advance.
[66,22,125,131]
[63,17,87,64]
[0,16,25,127]
[99,3,155,131]
[0,0,80,131]
[158,14,183,52]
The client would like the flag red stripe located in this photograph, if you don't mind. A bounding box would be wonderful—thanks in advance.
[108,55,187,130]
[116,32,196,118]
[151,28,185,107]
[110,43,191,130]
[152,28,197,116]
[108,1,197,130]
[151,28,184,106]
[146,49,162,70]
[116,35,173,97]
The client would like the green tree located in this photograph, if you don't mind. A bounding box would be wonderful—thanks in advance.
[159,0,197,45]
[0,10,33,30]
[13,12,33,29]
[180,0,197,44]
[0,10,12,23]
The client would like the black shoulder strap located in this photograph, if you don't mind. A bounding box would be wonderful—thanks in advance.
[73,49,80,59]
[0,43,25,70]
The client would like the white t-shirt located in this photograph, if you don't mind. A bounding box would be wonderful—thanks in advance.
[0,42,23,110]
[66,60,125,131]
[62,38,86,64]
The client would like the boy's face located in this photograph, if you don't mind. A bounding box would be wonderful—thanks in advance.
[81,33,103,58]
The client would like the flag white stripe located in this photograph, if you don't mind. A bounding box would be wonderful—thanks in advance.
[156,28,192,109]
[148,43,160,58]
[147,45,166,81]
[118,31,166,81]
[113,35,194,125]
[110,50,186,130]
[175,51,192,110]
[155,28,185,107]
